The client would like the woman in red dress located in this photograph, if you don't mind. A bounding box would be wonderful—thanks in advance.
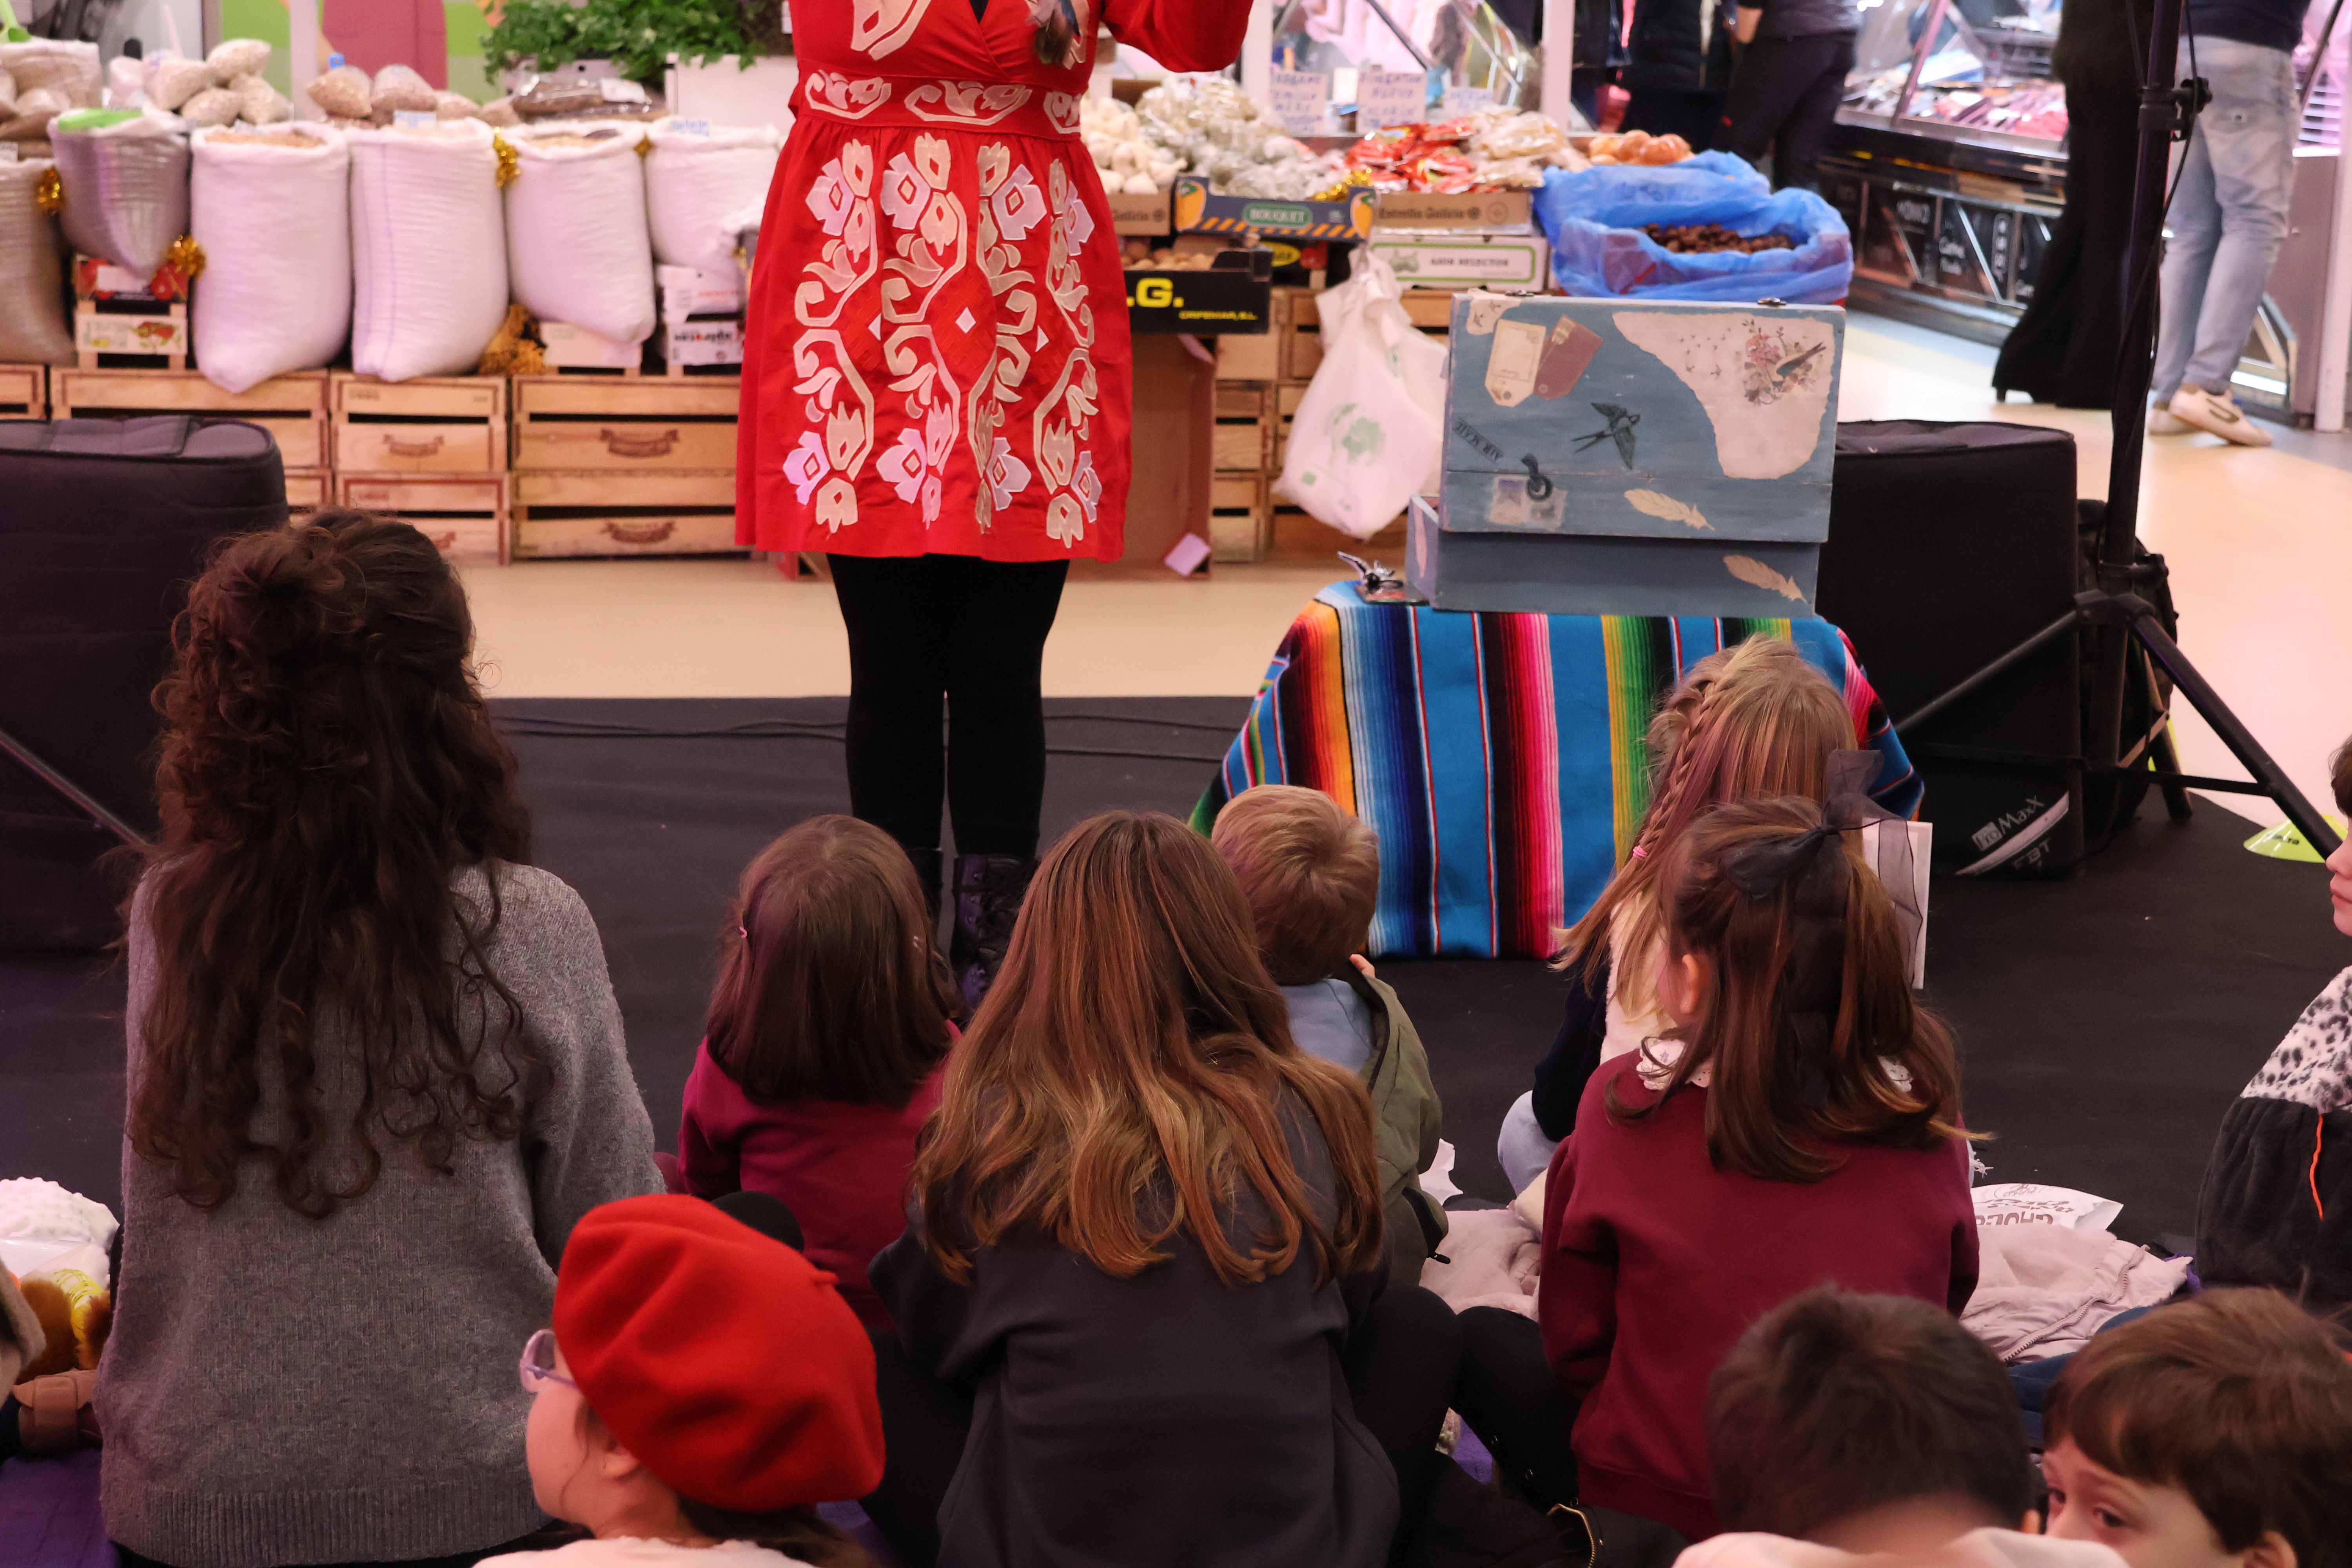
[738,0,1254,1000]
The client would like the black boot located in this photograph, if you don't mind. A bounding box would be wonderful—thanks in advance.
[904,846,944,928]
[951,853,1034,1011]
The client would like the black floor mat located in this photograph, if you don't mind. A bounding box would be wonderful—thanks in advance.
[3,698,2338,1249]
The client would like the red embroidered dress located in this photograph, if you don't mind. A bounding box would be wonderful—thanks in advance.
[737,0,1253,563]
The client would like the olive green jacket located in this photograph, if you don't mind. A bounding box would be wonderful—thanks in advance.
[1338,965,1450,1286]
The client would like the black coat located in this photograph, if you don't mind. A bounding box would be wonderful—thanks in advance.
[870,1102,1397,1568]
[1624,0,1737,94]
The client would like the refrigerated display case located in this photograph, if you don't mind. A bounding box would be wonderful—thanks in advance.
[1818,0,2070,337]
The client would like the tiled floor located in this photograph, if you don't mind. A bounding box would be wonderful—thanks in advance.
[463,312,2352,825]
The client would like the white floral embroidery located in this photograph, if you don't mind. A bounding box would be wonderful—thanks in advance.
[986,436,1032,510]
[991,166,1047,241]
[802,71,893,119]
[877,427,927,502]
[1073,449,1100,522]
[806,157,858,236]
[906,80,1033,126]
[878,151,933,229]
[784,432,829,504]
[1042,91,1082,133]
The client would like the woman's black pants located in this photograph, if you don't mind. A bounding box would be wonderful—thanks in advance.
[1719,31,1858,191]
[862,1284,1465,1568]
[828,553,1069,860]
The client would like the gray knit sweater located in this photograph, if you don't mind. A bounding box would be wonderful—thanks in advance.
[100,864,664,1568]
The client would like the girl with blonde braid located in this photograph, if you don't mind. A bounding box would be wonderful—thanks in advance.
[1496,638,1861,1192]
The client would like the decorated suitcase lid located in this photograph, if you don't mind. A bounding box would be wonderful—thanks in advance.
[1439,294,1842,543]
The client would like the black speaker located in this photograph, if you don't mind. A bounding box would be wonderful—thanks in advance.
[0,416,287,950]
[1817,420,2083,877]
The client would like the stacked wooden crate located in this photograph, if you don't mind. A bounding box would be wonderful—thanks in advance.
[508,375,742,560]
[53,368,331,512]
[332,374,511,564]
[0,365,47,419]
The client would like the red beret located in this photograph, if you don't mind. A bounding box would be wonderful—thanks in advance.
[554,1195,886,1512]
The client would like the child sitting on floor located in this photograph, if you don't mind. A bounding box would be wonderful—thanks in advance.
[1501,637,1866,1191]
[2040,1288,2352,1568]
[1460,797,1978,1539]
[488,1194,882,1568]
[1211,784,1448,1284]
[680,815,962,1330]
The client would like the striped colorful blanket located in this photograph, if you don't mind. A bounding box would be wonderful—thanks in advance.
[1192,586,1921,958]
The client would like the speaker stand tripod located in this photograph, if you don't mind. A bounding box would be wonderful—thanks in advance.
[1890,0,2343,862]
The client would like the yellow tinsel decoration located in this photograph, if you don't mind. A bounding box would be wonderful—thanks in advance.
[493,134,520,187]
[165,235,207,282]
[35,166,62,215]
[1311,167,1374,202]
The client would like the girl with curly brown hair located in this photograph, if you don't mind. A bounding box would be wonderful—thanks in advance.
[99,513,663,1568]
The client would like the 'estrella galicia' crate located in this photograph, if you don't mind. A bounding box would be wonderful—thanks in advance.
[1406,294,1844,617]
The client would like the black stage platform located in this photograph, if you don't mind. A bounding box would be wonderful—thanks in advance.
[2,697,2339,1245]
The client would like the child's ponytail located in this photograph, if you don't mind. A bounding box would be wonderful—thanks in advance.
[1612,795,1970,1182]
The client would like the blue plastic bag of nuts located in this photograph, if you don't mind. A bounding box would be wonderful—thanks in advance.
[1533,152,1853,304]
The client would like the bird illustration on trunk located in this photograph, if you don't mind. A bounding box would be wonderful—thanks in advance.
[1573,403,1640,469]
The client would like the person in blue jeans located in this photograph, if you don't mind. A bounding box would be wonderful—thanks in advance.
[2149,0,2309,446]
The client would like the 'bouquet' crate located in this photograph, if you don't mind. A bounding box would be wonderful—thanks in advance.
[51,368,329,469]
[336,473,510,566]
[512,470,742,559]
[0,365,46,419]
[511,375,740,473]
[333,374,508,475]
[1282,289,1455,384]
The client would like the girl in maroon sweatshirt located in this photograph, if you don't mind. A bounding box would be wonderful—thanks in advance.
[680,814,961,1329]
[1537,797,1979,1539]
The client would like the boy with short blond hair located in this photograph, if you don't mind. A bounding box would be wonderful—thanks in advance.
[1212,785,1446,1285]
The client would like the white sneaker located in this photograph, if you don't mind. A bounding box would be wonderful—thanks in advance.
[2168,386,2274,447]
[2148,405,2192,435]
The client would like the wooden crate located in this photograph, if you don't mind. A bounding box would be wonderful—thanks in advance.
[1211,383,1274,472]
[511,375,740,473]
[52,368,330,469]
[336,473,510,566]
[1282,289,1455,384]
[1212,287,1293,383]
[1266,502,1405,566]
[334,374,508,474]
[284,468,330,514]
[75,299,187,369]
[0,365,46,419]
[1209,471,1269,564]
[512,470,743,559]
[1274,381,1307,468]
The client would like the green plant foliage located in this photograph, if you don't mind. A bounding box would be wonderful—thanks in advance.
[483,0,775,85]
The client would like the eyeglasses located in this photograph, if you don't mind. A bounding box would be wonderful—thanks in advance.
[518,1328,578,1394]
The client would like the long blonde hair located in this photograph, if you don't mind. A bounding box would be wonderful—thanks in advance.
[1556,637,1857,1018]
[908,811,1385,1289]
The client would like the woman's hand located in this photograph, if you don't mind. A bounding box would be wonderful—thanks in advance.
[1734,5,1765,43]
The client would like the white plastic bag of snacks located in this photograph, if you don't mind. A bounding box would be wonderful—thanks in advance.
[505,121,656,346]
[1,38,98,141]
[192,123,350,392]
[178,86,240,127]
[232,76,290,125]
[51,107,191,278]
[146,54,211,113]
[0,158,74,364]
[348,118,510,383]
[643,116,780,276]
[305,64,372,120]
[370,63,438,120]
[204,38,271,85]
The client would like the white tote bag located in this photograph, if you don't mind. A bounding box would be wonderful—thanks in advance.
[644,116,781,280]
[1276,252,1448,541]
[348,119,509,383]
[505,121,656,345]
[191,124,350,392]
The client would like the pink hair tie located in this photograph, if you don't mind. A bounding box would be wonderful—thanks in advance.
[1631,844,1650,861]
[737,924,748,940]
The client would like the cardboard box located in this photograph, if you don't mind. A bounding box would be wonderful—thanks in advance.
[1372,190,1535,232]
[662,317,744,367]
[1172,175,1376,241]
[74,310,186,358]
[657,263,743,319]
[1106,188,1172,236]
[1364,235,1552,292]
[1123,267,1274,335]
[541,321,645,371]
